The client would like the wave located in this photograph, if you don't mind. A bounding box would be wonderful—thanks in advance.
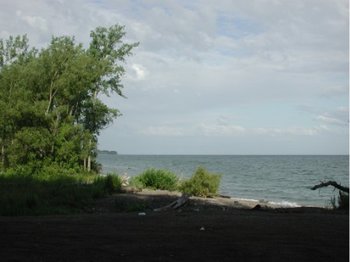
[231,197,302,208]
[267,200,301,208]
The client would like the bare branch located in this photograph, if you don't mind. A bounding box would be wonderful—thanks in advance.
[310,181,349,193]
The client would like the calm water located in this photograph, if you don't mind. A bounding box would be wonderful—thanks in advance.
[97,154,349,207]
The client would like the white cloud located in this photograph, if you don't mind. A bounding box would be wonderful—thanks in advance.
[16,11,48,32]
[129,63,147,81]
[198,123,246,136]
[140,126,185,136]
[252,126,328,136]
[138,122,328,138]
[316,107,349,126]
[0,0,347,154]
[317,115,345,126]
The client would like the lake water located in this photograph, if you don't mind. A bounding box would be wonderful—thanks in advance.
[97,154,349,207]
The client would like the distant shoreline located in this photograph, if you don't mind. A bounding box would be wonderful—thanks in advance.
[97,150,118,155]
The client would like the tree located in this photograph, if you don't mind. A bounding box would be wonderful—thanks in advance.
[0,25,138,172]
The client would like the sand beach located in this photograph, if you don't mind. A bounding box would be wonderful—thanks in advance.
[0,189,348,261]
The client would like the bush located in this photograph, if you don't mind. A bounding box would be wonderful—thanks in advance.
[131,168,178,191]
[180,167,221,197]
[102,174,122,194]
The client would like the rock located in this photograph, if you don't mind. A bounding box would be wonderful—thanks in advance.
[252,204,261,210]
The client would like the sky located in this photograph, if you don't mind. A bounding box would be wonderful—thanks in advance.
[0,0,348,154]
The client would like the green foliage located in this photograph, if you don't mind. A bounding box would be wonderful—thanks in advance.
[0,168,122,216]
[131,168,179,191]
[0,25,137,172]
[98,174,122,194]
[180,167,221,197]
[129,176,146,190]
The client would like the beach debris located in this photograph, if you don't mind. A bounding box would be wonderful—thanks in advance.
[154,194,190,212]
[218,194,231,199]
[310,180,349,210]
[120,174,130,187]
[310,181,349,193]
[200,227,205,231]
[252,204,261,210]
[121,186,142,194]
[138,212,146,216]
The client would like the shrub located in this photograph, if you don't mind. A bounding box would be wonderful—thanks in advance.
[129,176,145,190]
[180,167,221,197]
[132,168,178,191]
[103,174,122,194]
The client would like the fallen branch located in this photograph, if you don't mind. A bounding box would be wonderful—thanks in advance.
[310,181,349,193]
[154,194,190,212]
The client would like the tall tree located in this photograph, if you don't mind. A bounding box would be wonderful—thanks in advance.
[0,25,138,172]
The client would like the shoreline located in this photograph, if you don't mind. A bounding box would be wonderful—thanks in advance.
[129,188,326,211]
[98,154,348,208]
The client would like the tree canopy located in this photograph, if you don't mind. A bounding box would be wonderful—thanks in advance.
[0,25,138,173]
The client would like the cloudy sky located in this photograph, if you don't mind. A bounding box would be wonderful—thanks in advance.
[1,0,348,154]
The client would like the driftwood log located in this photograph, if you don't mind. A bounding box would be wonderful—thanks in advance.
[154,194,190,212]
[310,181,349,193]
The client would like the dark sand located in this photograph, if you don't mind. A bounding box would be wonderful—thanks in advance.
[0,191,348,262]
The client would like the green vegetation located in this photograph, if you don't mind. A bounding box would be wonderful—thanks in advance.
[180,167,221,197]
[129,167,222,197]
[0,26,223,216]
[103,174,122,194]
[0,170,122,216]
[0,25,136,216]
[0,25,138,173]
[130,168,179,191]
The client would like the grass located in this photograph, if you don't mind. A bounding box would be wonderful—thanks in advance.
[130,168,179,191]
[0,169,122,216]
[180,167,221,197]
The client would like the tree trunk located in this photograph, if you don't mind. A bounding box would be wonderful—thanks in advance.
[1,144,4,168]
[46,92,53,115]
[87,138,92,172]
[87,155,91,172]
